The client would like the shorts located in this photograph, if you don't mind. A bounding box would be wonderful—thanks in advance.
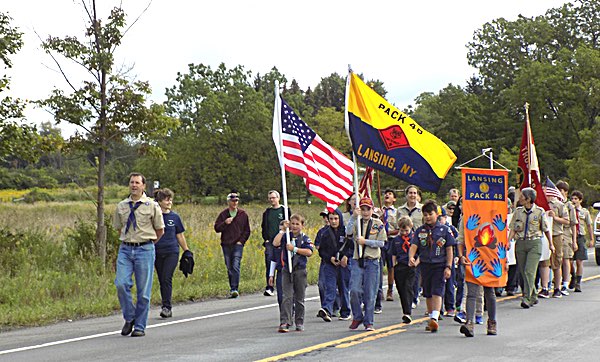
[420,263,446,298]
[562,234,574,259]
[550,235,563,270]
[574,235,588,261]
[539,260,550,268]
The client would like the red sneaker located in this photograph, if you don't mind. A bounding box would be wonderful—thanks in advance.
[349,319,362,330]
[428,318,439,333]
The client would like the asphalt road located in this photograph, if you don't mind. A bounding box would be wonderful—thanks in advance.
[2,255,600,361]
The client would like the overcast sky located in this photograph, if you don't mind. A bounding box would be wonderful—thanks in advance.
[4,0,568,136]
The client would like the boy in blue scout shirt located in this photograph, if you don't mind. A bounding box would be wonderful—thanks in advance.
[391,216,418,324]
[272,214,314,333]
[408,200,456,333]
[438,207,459,317]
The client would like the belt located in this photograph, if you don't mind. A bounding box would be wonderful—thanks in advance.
[518,237,541,241]
[122,241,152,247]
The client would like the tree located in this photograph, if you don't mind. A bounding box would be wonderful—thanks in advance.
[39,2,178,267]
[1,12,56,163]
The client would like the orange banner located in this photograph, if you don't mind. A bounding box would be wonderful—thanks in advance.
[462,168,509,287]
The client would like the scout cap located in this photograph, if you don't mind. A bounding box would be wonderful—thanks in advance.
[359,197,374,208]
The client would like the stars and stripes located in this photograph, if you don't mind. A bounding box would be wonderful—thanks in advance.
[358,166,374,199]
[545,177,565,202]
[275,98,354,212]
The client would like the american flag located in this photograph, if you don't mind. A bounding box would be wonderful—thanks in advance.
[545,177,565,202]
[274,98,354,212]
[358,166,374,199]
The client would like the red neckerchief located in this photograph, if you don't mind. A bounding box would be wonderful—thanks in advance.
[423,223,436,249]
[401,234,411,253]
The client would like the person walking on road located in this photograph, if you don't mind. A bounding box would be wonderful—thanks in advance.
[261,190,289,297]
[153,188,190,318]
[508,187,553,309]
[214,191,251,298]
[114,172,165,337]
[571,190,594,292]
[272,214,314,332]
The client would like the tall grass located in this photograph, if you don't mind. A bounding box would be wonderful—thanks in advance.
[0,201,324,330]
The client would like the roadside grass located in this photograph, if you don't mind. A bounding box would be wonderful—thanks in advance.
[0,201,323,330]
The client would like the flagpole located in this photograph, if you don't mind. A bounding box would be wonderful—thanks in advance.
[344,65,362,255]
[274,81,293,273]
[524,102,532,185]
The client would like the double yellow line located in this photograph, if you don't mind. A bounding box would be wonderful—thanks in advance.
[257,273,600,361]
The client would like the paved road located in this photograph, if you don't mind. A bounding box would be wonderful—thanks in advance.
[1,256,600,361]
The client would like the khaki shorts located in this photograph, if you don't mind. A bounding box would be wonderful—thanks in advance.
[550,235,563,270]
[562,235,574,259]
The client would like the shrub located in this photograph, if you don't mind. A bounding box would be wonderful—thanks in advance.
[23,188,55,203]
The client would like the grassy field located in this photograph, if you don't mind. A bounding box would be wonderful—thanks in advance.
[0,200,325,330]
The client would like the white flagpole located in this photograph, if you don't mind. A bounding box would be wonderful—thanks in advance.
[344,66,362,255]
[273,81,293,273]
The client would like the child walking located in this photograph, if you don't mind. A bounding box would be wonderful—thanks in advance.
[272,214,313,332]
[408,200,456,333]
[391,216,417,324]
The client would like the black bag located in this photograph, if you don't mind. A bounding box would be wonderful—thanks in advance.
[179,250,195,277]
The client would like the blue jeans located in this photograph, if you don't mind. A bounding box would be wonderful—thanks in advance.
[115,242,155,332]
[222,244,243,292]
[350,258,380,327]
[320,262,338,315]
[154,252,179,309]
[337,265,351,318]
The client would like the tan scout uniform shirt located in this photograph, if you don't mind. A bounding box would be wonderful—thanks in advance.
[397,202,423,231]
[548,199,568,236]
[350,217,387,260]
[113,194,164,243]
[563,201,577,241]
[509,204,549,239]
[575,207,593,236]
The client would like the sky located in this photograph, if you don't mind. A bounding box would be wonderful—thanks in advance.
[3,0,569,136]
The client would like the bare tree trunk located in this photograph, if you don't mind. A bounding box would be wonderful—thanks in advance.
[96,149,107,269]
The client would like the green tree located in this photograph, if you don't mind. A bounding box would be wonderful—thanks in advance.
[0,12,56,163]
[38,2,178,267]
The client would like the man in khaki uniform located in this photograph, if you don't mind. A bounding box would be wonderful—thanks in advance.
[379,189,399,303]
[347,197,387,331]
[508,187,553,309]
[556,180,578,293]
[543,185,570,298]
[114,172,164,337]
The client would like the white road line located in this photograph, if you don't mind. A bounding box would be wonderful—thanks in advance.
[0,296,319,356]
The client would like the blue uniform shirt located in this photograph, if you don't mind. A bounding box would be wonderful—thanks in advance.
[155,211,185,255]
[390,231,414,265]
[411,221,456,264]
[277,232,313,270]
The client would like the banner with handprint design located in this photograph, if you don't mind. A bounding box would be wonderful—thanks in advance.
[462,168,509,287]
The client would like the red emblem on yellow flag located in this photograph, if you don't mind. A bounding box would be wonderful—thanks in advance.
[378,125,410,151]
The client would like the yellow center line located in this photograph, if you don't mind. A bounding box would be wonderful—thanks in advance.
[256,273,600,361]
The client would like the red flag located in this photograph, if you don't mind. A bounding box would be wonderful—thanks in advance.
[358,166,374,199]
[274,97,354,212]
[517,113,549,210]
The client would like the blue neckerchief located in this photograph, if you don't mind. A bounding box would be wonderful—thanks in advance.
[125,200,143,234]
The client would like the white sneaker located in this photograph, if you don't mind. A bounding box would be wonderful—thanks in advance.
[560,286,569,296]
[263,289,274,296]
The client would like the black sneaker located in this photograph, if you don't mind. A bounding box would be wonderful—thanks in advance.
[538,289,550,299]
[317,308,332,322]
[568,278,576,289]
[574,284,582,292]
[131,330,145,337]
[552,289,562,298]
[402,315,412,324]
[520,301,530,309]
[160,307,172,318]
[121,319,135,336]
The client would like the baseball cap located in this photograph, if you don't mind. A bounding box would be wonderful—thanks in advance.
[319,208,328,217]
[227,192,239,201]
[359,197,374,208]
[437,206,447,217]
